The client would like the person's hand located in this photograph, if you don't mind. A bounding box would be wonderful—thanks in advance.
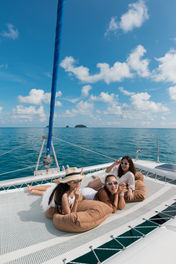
[126,189,134,200]
[74,189,81,200]
[80,168,84,175]
[114,160,120,166]
[119,182,127,192]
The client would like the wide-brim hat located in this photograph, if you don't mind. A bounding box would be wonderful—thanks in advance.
[59,167,85,183]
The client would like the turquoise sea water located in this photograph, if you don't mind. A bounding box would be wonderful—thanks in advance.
[0,127,176,181]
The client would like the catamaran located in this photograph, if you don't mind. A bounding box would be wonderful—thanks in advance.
[0,1,176,263]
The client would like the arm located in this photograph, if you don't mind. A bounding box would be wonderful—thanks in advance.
[118,192,126,210]
[126,172,135,201]
[71,189,83,213]
[105,160,120,173]
[97,189,117,213]
[61,193,72,214]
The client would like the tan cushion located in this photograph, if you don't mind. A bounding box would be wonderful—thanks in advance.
[53,200,112,232]
[45,207,57,219]
[125,180,146,202]
[135,171,144,182]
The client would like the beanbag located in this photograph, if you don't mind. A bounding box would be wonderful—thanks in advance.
[135,171,144,182]
[45,207,57,219]
[53,200,112,232]
[125,180,146,202]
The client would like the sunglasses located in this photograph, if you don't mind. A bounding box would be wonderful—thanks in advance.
[72,180,82,184]
[107,181,118,186]
[120,161,129,166]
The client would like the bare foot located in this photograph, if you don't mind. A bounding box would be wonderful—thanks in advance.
[53,177,62,183]
[27,185,33,193]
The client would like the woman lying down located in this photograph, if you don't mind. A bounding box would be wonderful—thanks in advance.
[28,167,126,215]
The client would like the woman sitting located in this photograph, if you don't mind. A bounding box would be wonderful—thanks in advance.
[95,174,125,213]
[42,167,84,214]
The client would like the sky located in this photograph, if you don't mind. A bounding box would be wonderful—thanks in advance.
[1,0,176,128]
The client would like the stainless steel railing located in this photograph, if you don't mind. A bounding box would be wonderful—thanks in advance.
[135,137,160,163]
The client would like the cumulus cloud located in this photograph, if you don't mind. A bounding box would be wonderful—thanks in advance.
[105,0,148,35]
[18,89,62,105]
[60,44,151,84]
[0,24,19,40]
[63,101,94,117]
[12,105,46,122]
[60,56,132,84]
[90,91,122,115]
[153,49,176,84]
[120,0,149,32]
[81,85,92,97]
[127,45,150,77]
[90,92,116,103]
[130,92,169,112]
[168,86,176,100]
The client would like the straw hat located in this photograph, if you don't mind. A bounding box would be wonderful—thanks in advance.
[59,167,85,183]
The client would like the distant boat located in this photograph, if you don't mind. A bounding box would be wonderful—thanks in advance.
[75,124,87,128]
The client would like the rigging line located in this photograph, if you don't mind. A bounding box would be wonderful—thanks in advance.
[0,143,30,157]
[54,136,115,161]
[0,164,39,177]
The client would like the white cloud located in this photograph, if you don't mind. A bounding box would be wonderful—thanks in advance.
[0,24,19,40]
[153,49,176,84]
[119,87,135,96]
[127,45,150,77]
[120,0,149,32]
[104,104,122,115]
[18,89,62,105]
[168,86,176,100]
[81,85,92,97]
[105,17,118,36]
[0,106,3,114]
[60,56,132,84]
[12,105,46,122]
[55,101,62,107]
[90,92,116,103]
[130,92,169,112]
[105,0,148,36]
[90,91,122,115]
[63,101,94,117]
[60,44,151,84]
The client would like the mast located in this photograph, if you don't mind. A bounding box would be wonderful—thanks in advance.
[44,0,65,169]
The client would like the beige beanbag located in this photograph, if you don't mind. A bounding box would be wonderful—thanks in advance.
[125,179,146,202]
[52,200,112,232]
[135,171,144,182]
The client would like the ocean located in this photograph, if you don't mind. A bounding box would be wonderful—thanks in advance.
[0,127,176,181]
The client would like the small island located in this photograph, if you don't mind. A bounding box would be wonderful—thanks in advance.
[75,124,87,128]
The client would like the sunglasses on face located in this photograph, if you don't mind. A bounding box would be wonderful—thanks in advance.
[107,181,118,186]
[120,161,129,166]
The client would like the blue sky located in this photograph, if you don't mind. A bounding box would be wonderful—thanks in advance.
[1,0,176,127]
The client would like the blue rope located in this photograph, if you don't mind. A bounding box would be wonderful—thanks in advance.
[46,0,65,155]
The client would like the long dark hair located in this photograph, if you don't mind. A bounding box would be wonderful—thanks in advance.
[118,156,136,178]
[48,183,70,213]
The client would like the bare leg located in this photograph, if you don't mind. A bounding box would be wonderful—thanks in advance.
[27,184,51,194]
[30,189,45,195]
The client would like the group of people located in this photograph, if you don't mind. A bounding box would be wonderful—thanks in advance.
[28,156,142,215]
